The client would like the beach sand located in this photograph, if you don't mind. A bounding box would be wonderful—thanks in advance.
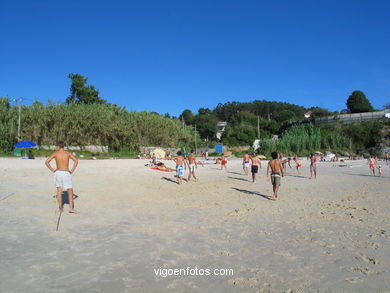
[0,157,389,292]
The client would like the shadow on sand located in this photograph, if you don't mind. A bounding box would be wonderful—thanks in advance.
[228,176,249,182]
[285,174,308,179]
[161,176,177,184]
[161,176,189,184]
[342,173,388,178]
[231,187,274,201]
[227,171,245,176]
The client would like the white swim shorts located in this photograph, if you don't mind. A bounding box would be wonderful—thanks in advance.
[54,170,73,189]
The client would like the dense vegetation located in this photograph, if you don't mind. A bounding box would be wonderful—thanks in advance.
[0,73,387,156]
[0,98,197,154]
[259,123,353,156]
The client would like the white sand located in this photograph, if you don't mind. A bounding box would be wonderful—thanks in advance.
[0,157,389,292]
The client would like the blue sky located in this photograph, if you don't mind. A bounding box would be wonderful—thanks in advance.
[1,0,389,116]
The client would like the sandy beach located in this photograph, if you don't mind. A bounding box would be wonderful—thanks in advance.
[0,157,389,293]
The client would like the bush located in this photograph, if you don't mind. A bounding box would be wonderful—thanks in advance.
[0,98,198,153]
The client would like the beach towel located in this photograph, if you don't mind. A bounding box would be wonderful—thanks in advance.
[150,167,175,172]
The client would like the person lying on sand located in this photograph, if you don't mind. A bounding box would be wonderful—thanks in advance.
[153,162,175,172]
[267,151,284,200]
[45,141,79,213]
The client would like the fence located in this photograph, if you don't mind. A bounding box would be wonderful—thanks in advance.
[315,110,389,125]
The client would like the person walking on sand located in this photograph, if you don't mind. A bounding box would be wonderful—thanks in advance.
[250,153,262,183]
[221,154,227,170]
[310,153,317,179]
[45,141,79,213]
[267,152,284,200]
[174,151,186,184]
[187,149,198,182]
[243,153,250,175]
[293,156,302,175]
[368,157,376,176]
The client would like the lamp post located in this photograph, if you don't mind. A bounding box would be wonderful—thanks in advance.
[12,98,22,141]
[194,124,197,155]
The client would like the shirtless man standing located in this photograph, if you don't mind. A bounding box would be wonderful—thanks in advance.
[243,153,250,175]
[174,151,186,184]
[267,152,284,200]
[250,153,262,183]
[310,153,317,179]
[187,150,197,182]
[45,141,79,213]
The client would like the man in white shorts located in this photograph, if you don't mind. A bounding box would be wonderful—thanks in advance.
[186,149,198,182]
[243,153,250,175]
[45,141,79,213]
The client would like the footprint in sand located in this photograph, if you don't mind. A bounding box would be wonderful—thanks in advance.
[218,250,233,256]
[345,277,363,283]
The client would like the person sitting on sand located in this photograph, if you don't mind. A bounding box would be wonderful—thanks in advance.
[293,156,302,175]
[368,157,376,176]
[310,153,317,179]
[28,150,35,159]
[250,153,261,183]
[267,151,284,200]
[45,141,79,213]
[187,149,198,182]
[243,153,250,175]
[221,154,227,170]
[151,153,157,165]
[174,151,186,184]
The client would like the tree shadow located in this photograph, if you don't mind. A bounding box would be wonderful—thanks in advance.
[228,176,249,182]
[231,187,273,201]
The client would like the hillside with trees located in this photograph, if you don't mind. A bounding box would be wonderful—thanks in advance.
[0,74,387,156]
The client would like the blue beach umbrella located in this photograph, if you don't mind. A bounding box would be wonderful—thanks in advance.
[14,140,37,148]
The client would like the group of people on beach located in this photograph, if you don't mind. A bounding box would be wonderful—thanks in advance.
[45,141,386,213]
[240,151,317,200]
[172,150,198,184]
[368,156,383,177]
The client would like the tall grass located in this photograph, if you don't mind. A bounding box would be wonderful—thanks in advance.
[0,98,198,153]
[260,124,352,156]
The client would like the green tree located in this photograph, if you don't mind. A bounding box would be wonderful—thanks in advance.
[275,110,296,122]
[66,74,106,104]
[179,109,194,124]
[346,90,374,113]
[309,107,333,118]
